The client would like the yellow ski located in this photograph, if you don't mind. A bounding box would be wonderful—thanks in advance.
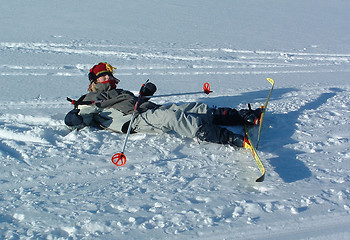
[256,78,275,149]
[244,125,265,182]
[243,78,274,182]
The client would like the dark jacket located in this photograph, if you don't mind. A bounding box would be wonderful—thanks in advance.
[66,84,159,133]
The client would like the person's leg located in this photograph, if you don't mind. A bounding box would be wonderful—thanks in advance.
[133,107,202,138]
[133,105,244,147]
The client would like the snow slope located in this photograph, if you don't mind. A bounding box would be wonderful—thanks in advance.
[1,1,350,239]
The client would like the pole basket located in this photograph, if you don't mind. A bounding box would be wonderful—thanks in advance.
[203,82,211,94]
[111,153,127,166]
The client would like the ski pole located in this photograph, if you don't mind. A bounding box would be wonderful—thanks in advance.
[111,81,211,166]
[68,83,211,109]
[111,79,149,166]
[145,82,212,98]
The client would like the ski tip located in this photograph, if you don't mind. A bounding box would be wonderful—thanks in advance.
[267,78,275,85]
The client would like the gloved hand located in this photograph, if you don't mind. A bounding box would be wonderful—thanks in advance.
[64,109,85,130]
[140,82,157,96]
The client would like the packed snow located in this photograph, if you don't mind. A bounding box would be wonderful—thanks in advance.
[1,1,350,239]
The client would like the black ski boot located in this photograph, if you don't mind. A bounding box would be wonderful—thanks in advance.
[239,107,263,125]
[226,131,244,147]
[196,124,244,147]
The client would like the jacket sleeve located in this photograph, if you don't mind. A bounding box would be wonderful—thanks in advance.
[64,105,102,130]
[77,104,102,126]
[95,108,133,133]
[78,101,133,133]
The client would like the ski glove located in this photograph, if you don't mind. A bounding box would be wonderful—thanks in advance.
[140,82,157,96]
[64,109,85,130]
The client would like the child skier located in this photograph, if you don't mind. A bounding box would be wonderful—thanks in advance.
[65,62,262,147]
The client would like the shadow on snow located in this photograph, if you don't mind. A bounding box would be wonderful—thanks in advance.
[195,87,343,183]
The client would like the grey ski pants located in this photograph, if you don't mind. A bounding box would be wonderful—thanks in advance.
[133,102,213,138]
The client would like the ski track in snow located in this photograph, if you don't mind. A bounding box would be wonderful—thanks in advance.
[1,41,350,239]
[1,41,350,78]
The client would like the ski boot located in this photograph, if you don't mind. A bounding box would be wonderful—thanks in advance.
[227,131,245,147]
[239,105,263,125]
[196,124,244,147]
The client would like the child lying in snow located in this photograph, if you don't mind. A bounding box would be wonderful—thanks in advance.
[65,62,262,147]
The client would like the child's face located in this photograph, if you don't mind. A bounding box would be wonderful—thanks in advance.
[97,74,120,84]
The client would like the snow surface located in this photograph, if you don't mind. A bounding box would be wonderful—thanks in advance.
[1,0,350,239]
